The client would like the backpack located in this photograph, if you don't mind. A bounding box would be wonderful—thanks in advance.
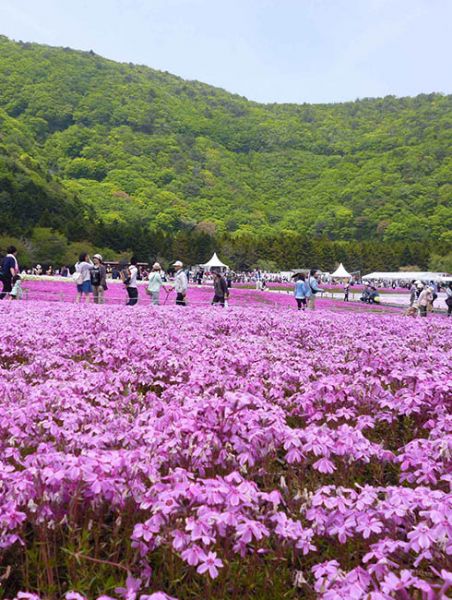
[309,278,318,294]
[72,270,84,285]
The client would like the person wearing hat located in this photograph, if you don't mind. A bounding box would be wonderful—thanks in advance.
[418,285,433,317]
[415,281,424,300]
[147,262,167,305]
[173,260,188,306]
[91,254,108,304]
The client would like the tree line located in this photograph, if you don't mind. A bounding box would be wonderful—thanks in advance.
[1,223,443,275]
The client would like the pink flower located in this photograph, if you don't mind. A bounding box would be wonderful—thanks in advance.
[172,530,189,551]
[115,575,142,600]
[407,522,436,552]
[139,593,178,600]
[356,518,383,539]
[133,522,155,543]
[381,570,416,594]
[181,544,204,566]
[196,551,224,579]
[236,519,269,544]
[313,458,336,474]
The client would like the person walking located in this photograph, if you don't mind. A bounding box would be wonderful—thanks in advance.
[409,281,417,306]
[212,272,229,307]
[74,253,94,303]
[147,262,166,305]
[429,280,438,307]
[173,260,188,306]
[445,282,452,317]
[344,282,350,302]
[123,256,139,306]
[294,274,308,310]
[418,286,433,317]
[196,269,203,285]
[307,269,324,310]
[0,246,19,300]
[91,254,108,304]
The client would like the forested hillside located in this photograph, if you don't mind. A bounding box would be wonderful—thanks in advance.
[0,35,451,270]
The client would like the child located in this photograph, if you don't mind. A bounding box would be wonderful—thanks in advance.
[10,274,24,300]
[294,274,308,311]
[404,303,418,317]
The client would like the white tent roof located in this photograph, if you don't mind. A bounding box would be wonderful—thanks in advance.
[202,252,229,269]
[331,263,351,278]
[362,271,447,281]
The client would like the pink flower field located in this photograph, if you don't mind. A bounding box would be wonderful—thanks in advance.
[0,299,450,599]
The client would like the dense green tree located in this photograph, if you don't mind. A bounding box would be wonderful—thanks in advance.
[0,35,450,270]
[0,235,33,266]
[30,227,68,265]
[428,252,452,273]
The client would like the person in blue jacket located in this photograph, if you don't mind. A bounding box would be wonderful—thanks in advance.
[294,273,308,311]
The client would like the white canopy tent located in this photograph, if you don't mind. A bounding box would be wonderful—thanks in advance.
[202,252,229,271]
[362,271,447,282]
[331,263,351,278]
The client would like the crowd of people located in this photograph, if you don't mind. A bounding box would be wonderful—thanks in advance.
[76,257,325,311]
[73,253,231,307]
[2,246,451,316]
[0,247,230,307]
[406,280,452,317]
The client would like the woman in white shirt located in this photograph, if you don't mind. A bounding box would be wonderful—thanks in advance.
[173,260,188,306]
[74,253,94,303]
[147,262,167,305]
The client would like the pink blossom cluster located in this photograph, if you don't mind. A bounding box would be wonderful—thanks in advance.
[0,300,450,599]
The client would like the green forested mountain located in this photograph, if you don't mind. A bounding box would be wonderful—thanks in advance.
[0,108,95,236]
[0,35,451,269]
